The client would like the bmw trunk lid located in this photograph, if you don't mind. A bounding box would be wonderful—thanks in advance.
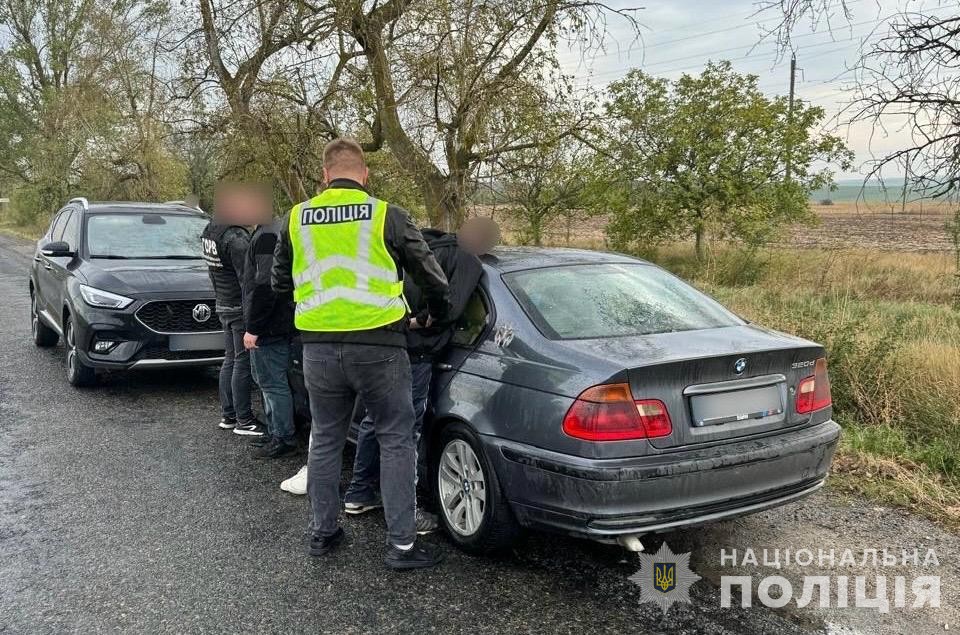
[557,324,828,450]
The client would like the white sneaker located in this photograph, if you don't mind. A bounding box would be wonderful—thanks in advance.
[280,465,308,495]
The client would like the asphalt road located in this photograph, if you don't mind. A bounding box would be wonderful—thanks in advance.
[0,232,951,634]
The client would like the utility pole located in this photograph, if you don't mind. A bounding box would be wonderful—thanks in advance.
[785,52,797,184]
[900,150,910,215]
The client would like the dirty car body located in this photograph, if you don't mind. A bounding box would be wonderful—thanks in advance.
[291,247,840,552]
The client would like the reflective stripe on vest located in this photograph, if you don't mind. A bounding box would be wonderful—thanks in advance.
[289,191,406,332]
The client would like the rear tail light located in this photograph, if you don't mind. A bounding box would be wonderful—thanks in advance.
[562,383,672,441]
[795,357,832,414]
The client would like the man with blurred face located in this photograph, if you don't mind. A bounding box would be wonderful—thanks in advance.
[341,216,499,533]
[272,138,451,569]
[202,184,262,436]
[241,186,298,458]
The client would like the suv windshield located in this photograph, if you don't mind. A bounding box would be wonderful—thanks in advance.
[504,263,744,340]
[86,213,208,259]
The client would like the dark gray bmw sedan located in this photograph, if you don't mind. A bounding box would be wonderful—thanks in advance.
[292,247,840,554]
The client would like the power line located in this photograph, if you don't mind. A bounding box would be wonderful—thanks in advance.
[557,0,878,66]
[568,38,869,89]
[565,1,960,87]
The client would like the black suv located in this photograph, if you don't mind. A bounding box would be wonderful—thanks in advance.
[29,198,225,386]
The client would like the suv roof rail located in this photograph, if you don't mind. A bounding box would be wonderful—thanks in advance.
[68,197,89,210]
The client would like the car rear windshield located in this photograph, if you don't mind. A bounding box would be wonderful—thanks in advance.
[503,263,744,339]
[86,213,209,259]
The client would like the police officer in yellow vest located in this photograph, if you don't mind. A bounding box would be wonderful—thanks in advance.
[272,138,450,569]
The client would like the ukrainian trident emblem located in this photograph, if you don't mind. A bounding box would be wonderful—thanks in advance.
[654,562,676,593]
[629,542,701,613]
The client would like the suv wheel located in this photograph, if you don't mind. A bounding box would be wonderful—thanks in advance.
[433,422,521,554]
[31,291,59,347]
[64,315,96,387]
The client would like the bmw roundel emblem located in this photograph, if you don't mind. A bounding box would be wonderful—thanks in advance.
[192,303,212,323]
[734,358,747,375]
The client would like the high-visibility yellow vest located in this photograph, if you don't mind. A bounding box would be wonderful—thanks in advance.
[288,188,406,331]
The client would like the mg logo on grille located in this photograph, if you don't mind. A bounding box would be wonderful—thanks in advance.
[192,303,212,323]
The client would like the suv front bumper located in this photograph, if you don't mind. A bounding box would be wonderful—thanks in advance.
[72,298,224,370]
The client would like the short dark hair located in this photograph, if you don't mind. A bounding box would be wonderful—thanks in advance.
[323,138,366,173]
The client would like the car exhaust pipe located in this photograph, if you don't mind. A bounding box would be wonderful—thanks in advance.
[617,534,645,552]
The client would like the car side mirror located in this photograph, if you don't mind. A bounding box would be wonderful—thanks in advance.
[41,241,75,258]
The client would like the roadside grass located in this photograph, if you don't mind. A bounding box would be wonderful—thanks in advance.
[646,243,960,528]
[0,220,43,241]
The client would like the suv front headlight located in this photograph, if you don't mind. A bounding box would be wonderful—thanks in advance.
[79,284,134,310]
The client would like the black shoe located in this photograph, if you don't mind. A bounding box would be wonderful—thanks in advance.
[254,439,298,459]
[218,416,237,430]
[308,527,345,557]
[233,419,266,436]
[384,542,443,570]
[249,434,273,447]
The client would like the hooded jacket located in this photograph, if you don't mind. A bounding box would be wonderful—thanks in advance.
[405,229,484,359]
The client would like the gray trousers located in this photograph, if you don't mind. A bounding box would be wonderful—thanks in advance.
[303,342,416,547]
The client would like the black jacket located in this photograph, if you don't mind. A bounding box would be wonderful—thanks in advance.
[272,179,450,348]
[405,229,484,358]
[201,223,250,315]
[242,222,294,341]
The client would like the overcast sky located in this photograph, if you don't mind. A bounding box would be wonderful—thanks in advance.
[558,0,952,180]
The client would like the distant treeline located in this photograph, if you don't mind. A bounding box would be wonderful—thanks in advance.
[809,183,946,203]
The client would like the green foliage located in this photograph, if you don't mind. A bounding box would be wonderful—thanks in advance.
[588,61,853,259]
[0,0,191,227]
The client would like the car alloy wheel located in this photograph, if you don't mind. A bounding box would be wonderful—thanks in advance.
[64,316,95,387]
[31,292,59,347]
[65,319,78,381]
[31,294,39,339]
[438,439,487,536]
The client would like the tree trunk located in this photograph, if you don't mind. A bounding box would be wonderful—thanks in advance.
[694,223,706,262]
[419,174,465,230]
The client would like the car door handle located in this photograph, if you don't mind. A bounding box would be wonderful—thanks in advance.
[43,263,53,271]
[434,362,454,371]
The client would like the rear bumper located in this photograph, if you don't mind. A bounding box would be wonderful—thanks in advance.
[484,419,840,541]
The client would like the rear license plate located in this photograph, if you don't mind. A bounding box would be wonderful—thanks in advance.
[168,332,223,352]
[690,384,784,427]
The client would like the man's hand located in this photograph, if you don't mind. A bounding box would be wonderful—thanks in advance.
[243,332,259,350]
[409,316,434,330]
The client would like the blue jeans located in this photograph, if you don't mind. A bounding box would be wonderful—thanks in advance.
[304,343,417,546]
[344,359,432,505]
[250,338,295,444]
[219,314,253,422]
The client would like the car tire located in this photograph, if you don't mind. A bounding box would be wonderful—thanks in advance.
[31,291,59,347]
[433,422,521,554]
[64,314,96,387]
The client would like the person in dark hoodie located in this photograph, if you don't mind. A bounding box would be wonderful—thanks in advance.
[202,184,261,436]
[242,219,297,459]
[340,216,500,533]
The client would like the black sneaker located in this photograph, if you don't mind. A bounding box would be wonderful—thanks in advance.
[344,496,383,515]
[254,439,298,459]
[384,542,443,570]
[415,509,439,535]
[218,416,237,430]
[249,434,273,447]
[308,527,345,557]
[233,420,266,437]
